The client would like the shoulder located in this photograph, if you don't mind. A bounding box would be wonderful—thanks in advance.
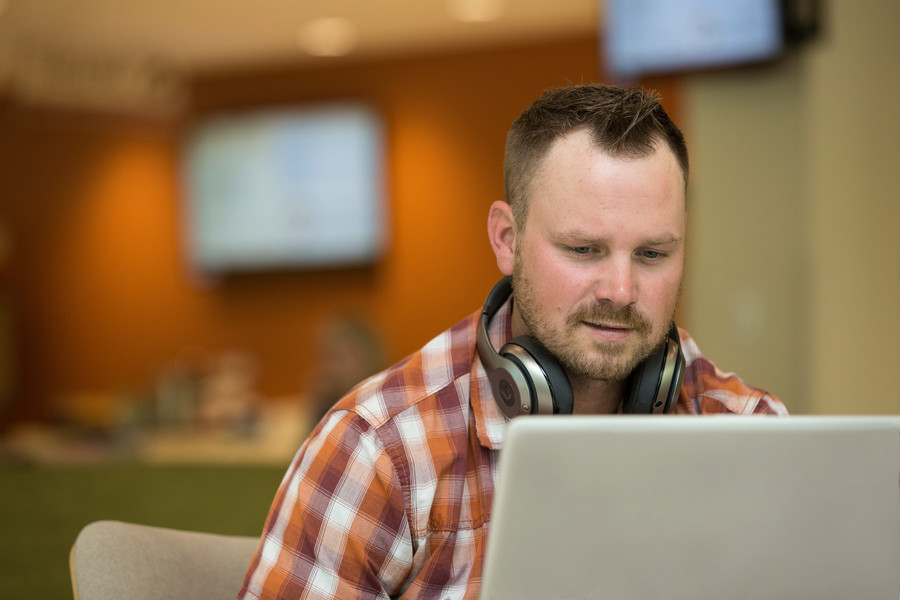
[303,307,486,529]
[676,328,788,415]
[303,308,483,475]
[329,308,481,430]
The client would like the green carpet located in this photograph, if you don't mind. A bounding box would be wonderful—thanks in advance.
[0,463,286,600]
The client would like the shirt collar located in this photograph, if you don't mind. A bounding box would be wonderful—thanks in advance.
[469,295,514,450]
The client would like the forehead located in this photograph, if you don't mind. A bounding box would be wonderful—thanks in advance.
[526,129,686,232]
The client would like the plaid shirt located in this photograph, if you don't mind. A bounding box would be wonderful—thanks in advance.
[238,299,786,600]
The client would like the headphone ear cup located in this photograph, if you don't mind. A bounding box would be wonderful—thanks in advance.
[477,276,574,417]
[501,336,574,415]
[622,346,666,414]
[622,324,685,414]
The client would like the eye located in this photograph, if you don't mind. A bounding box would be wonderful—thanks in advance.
[568,246,595,256]
[639,249,667,262]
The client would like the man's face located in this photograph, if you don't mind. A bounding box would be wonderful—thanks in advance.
[511,129,686,382]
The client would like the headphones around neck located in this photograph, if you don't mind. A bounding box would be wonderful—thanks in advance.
[475,276,685,418]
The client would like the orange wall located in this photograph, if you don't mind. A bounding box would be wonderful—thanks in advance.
[0,36,680,422]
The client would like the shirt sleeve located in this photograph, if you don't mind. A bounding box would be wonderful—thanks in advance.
[238,410,414,600]
[676,328,790,416]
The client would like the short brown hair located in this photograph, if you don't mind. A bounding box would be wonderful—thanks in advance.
[504,83,689,230]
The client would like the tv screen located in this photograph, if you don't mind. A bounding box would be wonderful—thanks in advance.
[181,103,387,274]
[603,0,784,82]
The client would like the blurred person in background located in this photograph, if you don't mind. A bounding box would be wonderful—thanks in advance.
[304,313,387,428]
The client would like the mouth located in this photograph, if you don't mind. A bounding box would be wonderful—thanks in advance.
[570,304,651,341]
[585,321,631,331]
[583,321,633,340]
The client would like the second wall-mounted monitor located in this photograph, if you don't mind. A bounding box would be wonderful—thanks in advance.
[603,0,785,83]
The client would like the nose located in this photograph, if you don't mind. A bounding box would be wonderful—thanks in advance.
[593,257,638,307]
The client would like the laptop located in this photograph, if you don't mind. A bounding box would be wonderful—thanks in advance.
[480,415,900,600]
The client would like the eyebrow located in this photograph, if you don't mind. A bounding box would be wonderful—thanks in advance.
[561,229,684,247]
[643,233,684,246]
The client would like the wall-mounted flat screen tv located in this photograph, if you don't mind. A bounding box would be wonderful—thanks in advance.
[603,0,784,82]
[181,103,387,274]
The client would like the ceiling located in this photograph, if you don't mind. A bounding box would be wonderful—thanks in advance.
[0,0,600,84]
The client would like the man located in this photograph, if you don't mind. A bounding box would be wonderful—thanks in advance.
[237,83,787,600]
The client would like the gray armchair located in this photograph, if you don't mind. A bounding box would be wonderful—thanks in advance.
[70,520,259,600]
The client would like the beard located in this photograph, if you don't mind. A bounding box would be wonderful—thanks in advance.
[512,255,673,382]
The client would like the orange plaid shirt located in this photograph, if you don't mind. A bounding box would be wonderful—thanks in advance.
[238,299,786,600]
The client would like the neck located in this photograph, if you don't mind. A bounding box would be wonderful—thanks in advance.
[569,376,627,415]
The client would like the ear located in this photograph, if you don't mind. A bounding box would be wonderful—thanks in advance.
[487,201,517,276]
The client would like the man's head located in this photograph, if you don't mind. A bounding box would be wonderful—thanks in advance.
[503,83,688,232]
[488,83,688,386]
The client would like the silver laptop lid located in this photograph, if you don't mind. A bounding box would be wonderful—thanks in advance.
[480,416,900,600]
